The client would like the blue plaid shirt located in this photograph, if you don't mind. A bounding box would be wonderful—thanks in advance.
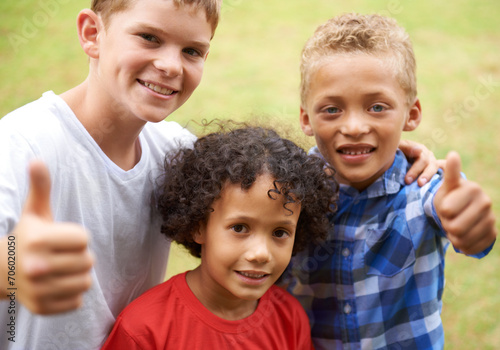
[283,149,492,350]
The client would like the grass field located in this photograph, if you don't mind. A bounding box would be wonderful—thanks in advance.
[1,0,499,348]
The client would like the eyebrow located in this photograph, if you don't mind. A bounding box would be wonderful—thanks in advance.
[320,90,392,99]
[135,23,211,51]
[362,91,394,99]
[315,90,397,107]
[227,215,297,227]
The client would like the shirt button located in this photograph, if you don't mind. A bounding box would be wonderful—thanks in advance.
[342,248,351,257]
[344,303,352,314]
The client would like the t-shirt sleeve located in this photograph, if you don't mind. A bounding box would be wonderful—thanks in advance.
[101,316,145,350]
[0,124,34,236]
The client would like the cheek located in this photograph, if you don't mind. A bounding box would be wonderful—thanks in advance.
[312,129,327,149]
[382,128,404,149]
[274,242,295,270]
[204,236,238,261]
[316,142,335,165]
[313,122,336,142]
[186,62,205,86]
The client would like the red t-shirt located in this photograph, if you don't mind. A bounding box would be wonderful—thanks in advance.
[102,271,313,349]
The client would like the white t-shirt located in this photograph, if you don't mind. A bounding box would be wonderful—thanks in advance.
[0,91,196,349]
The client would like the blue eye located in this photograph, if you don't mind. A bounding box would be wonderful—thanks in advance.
[325,107,340,114]
[370,104,385,112]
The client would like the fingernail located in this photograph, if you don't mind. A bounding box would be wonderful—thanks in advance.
[406,176,413,184]
[420,177,427,185]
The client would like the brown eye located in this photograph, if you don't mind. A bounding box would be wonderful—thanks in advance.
[273,230,290,239]
[231,224,247,233]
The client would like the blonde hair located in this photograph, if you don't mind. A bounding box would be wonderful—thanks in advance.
[91,0,222,33]
[300,13,417,108]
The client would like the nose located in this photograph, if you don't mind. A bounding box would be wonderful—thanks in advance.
[154,49,183,77]
[339,112,370,137]
[245,235,271,264]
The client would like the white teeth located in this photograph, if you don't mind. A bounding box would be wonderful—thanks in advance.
[142,81,174,95]
[342,149,372,155]
[239,271,266,278]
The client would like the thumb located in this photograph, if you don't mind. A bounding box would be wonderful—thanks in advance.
[24,160,53,220]
[442,151,462,193]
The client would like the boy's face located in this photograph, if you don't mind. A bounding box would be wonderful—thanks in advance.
[194,174,299,305]
[300,54,421,191]
[94,0,212,123]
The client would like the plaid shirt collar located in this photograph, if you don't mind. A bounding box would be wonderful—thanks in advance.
[310,146,408,199]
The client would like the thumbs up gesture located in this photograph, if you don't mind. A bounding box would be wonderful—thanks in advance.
[3,161,93,314]
[434,152,497,255]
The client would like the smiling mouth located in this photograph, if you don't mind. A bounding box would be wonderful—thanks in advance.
[338,147,375,155]
[138,80,177,96]
[236,271,269,279]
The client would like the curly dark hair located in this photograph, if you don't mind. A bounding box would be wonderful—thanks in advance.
[157,124,338,258]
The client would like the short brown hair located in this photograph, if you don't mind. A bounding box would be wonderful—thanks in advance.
[91,0,222,33]
[300,13,417,108]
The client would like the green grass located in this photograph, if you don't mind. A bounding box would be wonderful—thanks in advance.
[1,1,499,348]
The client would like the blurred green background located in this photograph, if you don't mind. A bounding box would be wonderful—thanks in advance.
[1,0,499,348]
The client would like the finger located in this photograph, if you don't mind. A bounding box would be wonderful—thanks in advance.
[398,139,422,160]
[18,272,92,315]
[24,160,53,220]
[24,291,87,315]
[440,183,492,229]
[400,143,423,184]
[38,272,93,297]
[442,151,462,193]
[436,159,446,170]
[39,295,85,315]
[25,250,94,279]
[405,156,426,185]
[406,152,440,187]
[436,183,476,220]
[29,222,90,253]
[446,214,497,255]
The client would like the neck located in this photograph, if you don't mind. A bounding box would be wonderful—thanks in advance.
[61,80,146,171]
[186,267,258,321]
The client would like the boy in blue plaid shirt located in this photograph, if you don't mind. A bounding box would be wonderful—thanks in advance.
[283,13,497,350]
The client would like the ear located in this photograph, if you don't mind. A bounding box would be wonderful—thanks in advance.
[77,9,103,59]
[403,98,422,131]
[193,223,206,245]
[299,107,315,136]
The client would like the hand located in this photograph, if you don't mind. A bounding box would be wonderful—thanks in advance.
[7,161,93,314]
[434,152,497,255]
[399,140,445,186]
